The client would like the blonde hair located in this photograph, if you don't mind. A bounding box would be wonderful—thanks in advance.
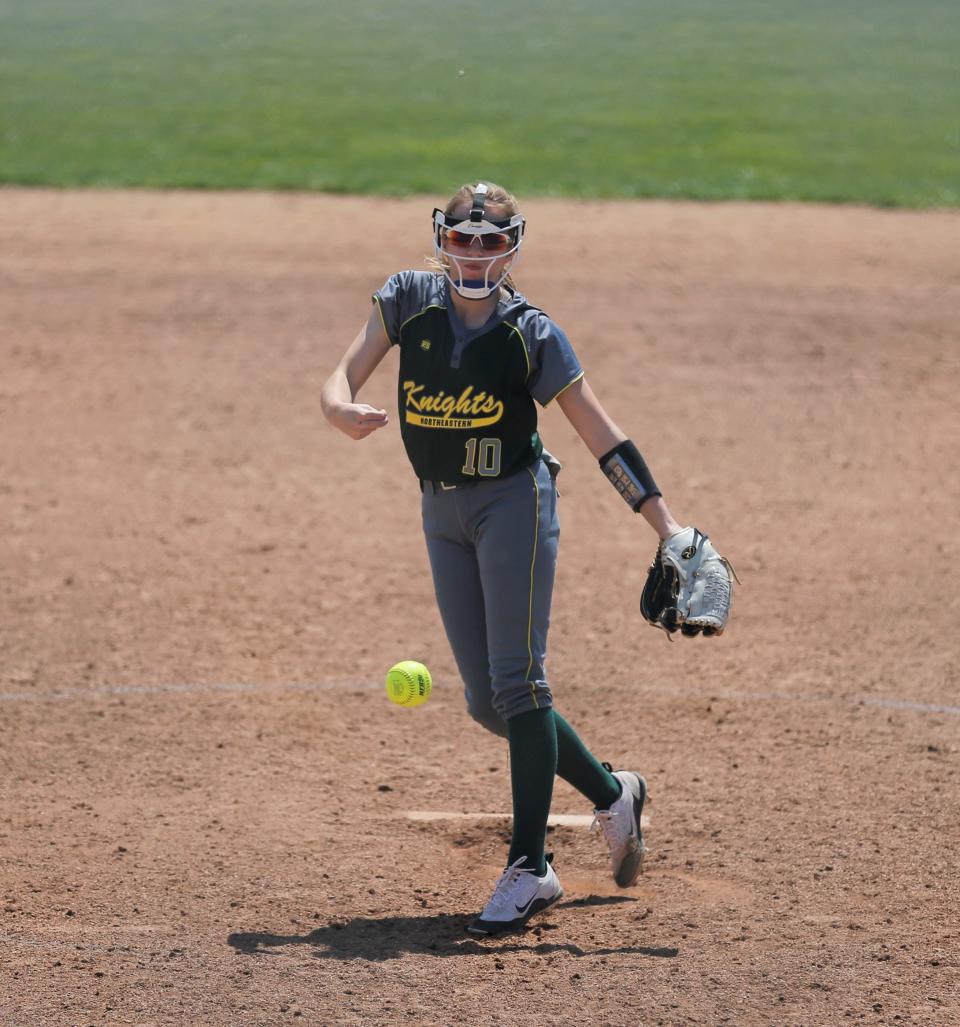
[426,181,521,291]
[443,181,521,219]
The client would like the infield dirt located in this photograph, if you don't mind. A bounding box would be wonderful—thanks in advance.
[2,189,958,1026]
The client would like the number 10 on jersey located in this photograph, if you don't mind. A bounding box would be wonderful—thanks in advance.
[462,437,502,477]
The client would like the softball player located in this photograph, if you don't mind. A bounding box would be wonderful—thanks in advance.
[323,182,690,936]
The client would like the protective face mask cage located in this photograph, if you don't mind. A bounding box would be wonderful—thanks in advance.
[432,208,526,299]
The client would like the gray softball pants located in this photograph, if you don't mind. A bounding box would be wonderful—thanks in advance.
[421,458,560,736]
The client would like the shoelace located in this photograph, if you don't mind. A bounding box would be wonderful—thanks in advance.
[591,807,624,847]
[479,857,542,917]
[490,857,536,898]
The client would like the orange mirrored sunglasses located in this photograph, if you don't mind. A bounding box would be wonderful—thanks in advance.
[441,228,516,254]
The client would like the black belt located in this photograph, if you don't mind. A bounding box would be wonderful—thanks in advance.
[420,479,476,493]
[419,461,544,494]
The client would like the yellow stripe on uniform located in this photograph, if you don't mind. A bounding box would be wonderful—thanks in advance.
[399,304,447,338]
[524,465,540,709]
[505,322,531,382]
[372,294,392,343]
[544,370,585,406]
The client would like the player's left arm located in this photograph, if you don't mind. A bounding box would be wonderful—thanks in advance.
[556,376,682,539]
[558,376,738,637]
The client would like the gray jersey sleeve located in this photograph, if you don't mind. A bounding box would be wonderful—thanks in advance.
[372,271,440,346]
[516,311,584,407]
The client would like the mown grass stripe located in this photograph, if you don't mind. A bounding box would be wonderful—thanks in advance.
[0,0,957,206]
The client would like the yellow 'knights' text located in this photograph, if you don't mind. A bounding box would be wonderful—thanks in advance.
[402,381,504,429]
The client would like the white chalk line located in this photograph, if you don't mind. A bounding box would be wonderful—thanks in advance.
[0,679,381,703]
[0,678,957,716]
[404,811,650,829]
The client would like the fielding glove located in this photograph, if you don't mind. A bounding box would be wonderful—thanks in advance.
[641,527,739,638]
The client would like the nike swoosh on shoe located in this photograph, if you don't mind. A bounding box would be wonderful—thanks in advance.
[514,894,539,915]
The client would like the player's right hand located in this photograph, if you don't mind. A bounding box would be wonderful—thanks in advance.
[329,402,389,440]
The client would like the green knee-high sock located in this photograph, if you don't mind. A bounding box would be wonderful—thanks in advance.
[555,712,621,810]
[507,708,558,876]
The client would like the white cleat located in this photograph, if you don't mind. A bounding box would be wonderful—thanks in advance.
[592,768,648,887]
[467,857,564,937]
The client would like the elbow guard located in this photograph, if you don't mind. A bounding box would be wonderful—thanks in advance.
[599,440,661,512]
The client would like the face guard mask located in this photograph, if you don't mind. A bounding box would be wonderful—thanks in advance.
[433,183,525,299]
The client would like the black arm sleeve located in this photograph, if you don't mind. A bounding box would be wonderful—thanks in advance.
[599,440,662,511]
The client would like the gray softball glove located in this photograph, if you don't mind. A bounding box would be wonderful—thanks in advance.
[641,527,739,637]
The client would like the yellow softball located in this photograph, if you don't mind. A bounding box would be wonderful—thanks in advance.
[385,660,433,708]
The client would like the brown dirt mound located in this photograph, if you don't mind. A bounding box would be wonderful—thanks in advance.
[2,188,958,1025]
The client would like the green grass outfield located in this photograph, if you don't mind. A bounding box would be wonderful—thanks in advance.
[1,0,958,206]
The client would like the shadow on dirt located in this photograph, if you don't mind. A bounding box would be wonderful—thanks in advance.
[227,896,679,962]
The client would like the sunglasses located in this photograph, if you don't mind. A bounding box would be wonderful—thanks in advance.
[441,228,516,254]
